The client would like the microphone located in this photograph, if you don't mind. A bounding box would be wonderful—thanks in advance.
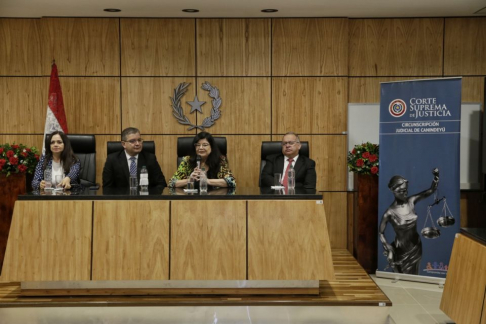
[196,155,201,169]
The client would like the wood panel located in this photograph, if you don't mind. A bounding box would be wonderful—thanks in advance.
[0,19,43,76]
[297,135,347,191]
[171,200,246,280]
[347,191,355,254]
[349,77,428,103]
[349,19,444,76]
[445,18,486,76]
[122,77,196,134]
[462,77,485,104]
[322,192,348,249]
[272,18,348,76]
[224,135,271,188]
[121,19,195,76]
[0,77,48,134]
[41,18,120,76]
[197,19,271,76]
[0,250,390,306]
[440,234,486,324]
[196,77,271,134]
[1,201,92,281]
[349,77,485,103]
[61,77,120,134]
[0,135,44,152]
[248,200,335,280]
[272,77,347,134]
[92,201,170,280]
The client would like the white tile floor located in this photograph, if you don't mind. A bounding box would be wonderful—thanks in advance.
[370,275,455,324]
[0,276,456,324]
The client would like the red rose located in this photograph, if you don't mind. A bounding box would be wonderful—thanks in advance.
[0,148,3,154]
[18,164,27,172]
[21,152,28,158]
[6,150,14,158]
[25,148,31,152]
[0,158,6,166]
[35,154,40,161]
[371,166,379,174]
[11,145,19,149]
[356,159,364,167]
[368,154,378,163]
[352,149,356,155]
[362,152,370,159]
[9,157,18,165]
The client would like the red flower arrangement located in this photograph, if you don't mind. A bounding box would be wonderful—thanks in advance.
[347,142,379,175]
[0,143,40,176]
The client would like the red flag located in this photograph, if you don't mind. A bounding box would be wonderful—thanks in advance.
[43,62,68,154]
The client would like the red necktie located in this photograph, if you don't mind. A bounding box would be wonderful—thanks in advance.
[282,158,294,187]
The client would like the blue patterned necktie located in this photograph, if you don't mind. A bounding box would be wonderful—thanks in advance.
[129,156,137,177]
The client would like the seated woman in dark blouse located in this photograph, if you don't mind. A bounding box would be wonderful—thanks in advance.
[169,132,236,188]
[32,131,81,190]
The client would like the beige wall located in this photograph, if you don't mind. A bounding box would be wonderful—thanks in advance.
[1,17,485,248]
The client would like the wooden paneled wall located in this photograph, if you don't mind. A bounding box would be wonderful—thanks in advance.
[1,17,485,250]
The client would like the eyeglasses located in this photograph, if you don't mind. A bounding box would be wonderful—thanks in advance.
[281,141,299,146]
[124,138,144,145]
[194,143,210,148]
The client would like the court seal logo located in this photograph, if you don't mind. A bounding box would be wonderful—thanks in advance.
[389,99,407,118]
[171,82,222,130]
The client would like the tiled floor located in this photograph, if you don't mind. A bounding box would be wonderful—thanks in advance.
[371,275,455,324]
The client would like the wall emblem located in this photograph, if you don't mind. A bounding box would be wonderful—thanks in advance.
[171,82,222,130]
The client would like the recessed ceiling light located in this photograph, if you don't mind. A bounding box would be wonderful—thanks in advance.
[182,9,199,13]
[261,9,278,13]
[104,8,121,12]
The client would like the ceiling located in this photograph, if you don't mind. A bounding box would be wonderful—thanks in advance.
[1,0,485,18]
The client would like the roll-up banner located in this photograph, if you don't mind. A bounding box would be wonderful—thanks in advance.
[377,78,461,281]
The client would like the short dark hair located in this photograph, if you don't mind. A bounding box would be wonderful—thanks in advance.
[121,127,140,141]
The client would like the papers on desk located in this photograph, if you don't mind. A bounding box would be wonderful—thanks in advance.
[271,186,285,190]
[183,189,199,193]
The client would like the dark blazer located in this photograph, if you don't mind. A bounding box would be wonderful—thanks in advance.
[102,150,167,188]
[261,153,316,189]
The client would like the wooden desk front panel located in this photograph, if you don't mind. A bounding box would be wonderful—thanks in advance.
[248,200,335,280]
[92,201,170,280]
[171,200,246,280]
[1,201,92,281]
[440,234,486,324]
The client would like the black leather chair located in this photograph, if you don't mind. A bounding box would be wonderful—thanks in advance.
[259,141,309,187]
[107,141,155,155]
[177,137,227,166]
[66,134,96,186]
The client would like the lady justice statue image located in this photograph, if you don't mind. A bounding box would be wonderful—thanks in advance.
[379,168,439,274]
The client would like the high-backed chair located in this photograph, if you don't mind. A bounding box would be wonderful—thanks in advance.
[66,134,96,186]
[106,141,155,155]
[176,137,227,166]
[259,141,309,187]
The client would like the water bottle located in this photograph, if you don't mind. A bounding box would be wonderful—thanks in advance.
[288,167,295,189]
[199,167,208,193]
[140,165,149,191]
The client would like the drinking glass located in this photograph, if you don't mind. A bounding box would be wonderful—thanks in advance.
[44,170,52,189]
[55,175,63,189]
[274,173,282,187]
[187,177,195,190]
[130,176,138,189]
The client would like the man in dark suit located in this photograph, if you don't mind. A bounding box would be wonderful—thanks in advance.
[261,132,316,189]
[102,127,167,188]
